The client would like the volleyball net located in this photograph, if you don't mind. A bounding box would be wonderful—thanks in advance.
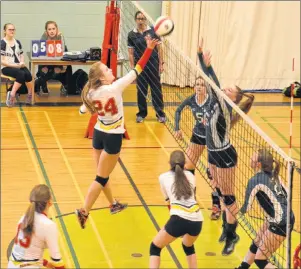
[117,1,300,267]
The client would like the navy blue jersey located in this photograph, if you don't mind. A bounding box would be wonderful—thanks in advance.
[175,94,210,137]
[198,53,233,151]
[241,171,292,226]
[127,26,160,64]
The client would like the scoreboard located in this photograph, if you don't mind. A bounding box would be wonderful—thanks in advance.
[31,40,64,59]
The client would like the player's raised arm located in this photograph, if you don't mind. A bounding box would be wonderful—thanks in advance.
[111,37,160,92]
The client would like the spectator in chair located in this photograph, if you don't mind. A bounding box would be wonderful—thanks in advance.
[35,21,72,95]
[1,23,33,107]
[128,11,166,123]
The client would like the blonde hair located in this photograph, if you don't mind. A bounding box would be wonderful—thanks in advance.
[81,62,104,114]
[21,184,51,236]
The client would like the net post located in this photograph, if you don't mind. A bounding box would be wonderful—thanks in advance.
[286,161,295,269]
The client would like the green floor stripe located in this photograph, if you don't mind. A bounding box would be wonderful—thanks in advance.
[18,104,80,268]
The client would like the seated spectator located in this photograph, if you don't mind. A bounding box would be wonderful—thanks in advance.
[35,21,72,95]
[1,23,33,107]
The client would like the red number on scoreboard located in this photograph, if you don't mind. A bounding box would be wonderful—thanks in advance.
[93,98,118,116]
[46,40,55,57]
[14,223,31,248]
[55,40,63,57]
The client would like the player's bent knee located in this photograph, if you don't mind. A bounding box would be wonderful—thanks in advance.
[249,241,258,254]
[254,259,268,269]
[224,195,236,206]
[150,242,162,256]
[182,243,195,256]
[95,176,109,187]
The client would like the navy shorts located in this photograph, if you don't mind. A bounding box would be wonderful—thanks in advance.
[165,215,202,238]
[92,129,122,154]
[208,145,237,168]
[190,133,206,146]
[268,214,295,237]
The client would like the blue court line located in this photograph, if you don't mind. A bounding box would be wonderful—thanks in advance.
[17,103,80,268]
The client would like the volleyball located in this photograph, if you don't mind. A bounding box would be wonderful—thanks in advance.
[154,16,174,37]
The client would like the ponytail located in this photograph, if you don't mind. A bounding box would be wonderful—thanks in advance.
[172,164,193,200]
[81,82,97,114]
[21,202,36,236]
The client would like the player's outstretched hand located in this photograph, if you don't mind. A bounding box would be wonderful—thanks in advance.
[174,130,183,140]
[145,36,160,49]
[203,50,212,67]
[198,37,204,53]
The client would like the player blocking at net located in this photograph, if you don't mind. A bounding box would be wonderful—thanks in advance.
[8,184,65,269]
[236,149,295,269]
[197,40,255,255]
[75,37,160,229]
[174,75,222,220]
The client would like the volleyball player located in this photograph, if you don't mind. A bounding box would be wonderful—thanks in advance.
[75,37,160,229]
[149,150,203,269]
[174,76,222,220]
[8,184,65,269]
[197,41,255,255]
[236,149,295,269]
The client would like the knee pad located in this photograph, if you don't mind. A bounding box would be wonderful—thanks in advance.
[150,242,162,256]
[206,168,213,180]
[254,259,268,269]
[215,187,222,197]
[249,241,258,254]
[182,243,195,256]
[95,176,109,187]
[224,195,236,206]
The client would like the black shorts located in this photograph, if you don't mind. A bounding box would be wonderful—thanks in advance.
[92,129,123,154]
[190,133,206,146]
[268,214,295,237]
[165,215,202,238]
[208,145,237,168]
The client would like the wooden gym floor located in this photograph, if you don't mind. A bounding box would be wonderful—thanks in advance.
[1,84,300,268]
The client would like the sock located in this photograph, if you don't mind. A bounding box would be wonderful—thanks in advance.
[237,261,250,269]
[225,222,238,240]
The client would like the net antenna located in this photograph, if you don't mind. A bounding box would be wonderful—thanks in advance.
[118,2,298,268]
[84,0,129,140]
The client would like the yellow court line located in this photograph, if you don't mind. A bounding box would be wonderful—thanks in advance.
[144,121,244,261]
[16,111,73,268]
[43,111,113,269]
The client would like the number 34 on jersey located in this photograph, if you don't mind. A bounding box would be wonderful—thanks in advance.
[31,40,63,58]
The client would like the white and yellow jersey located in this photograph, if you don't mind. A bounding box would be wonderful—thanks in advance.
[9,213,64,268]
[80,70,137,134]
[159,171,204,222]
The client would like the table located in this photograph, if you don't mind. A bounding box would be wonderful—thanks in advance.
[27,53,126,104]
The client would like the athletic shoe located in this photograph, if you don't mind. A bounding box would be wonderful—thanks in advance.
[110,201,128,214]
[26,94,32,105]
[6,91,15,107]
[222,234,240,256]
[136,116,144,123]
[211,205,221,220]
[75,208,89,229]
[157,116,166,123]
